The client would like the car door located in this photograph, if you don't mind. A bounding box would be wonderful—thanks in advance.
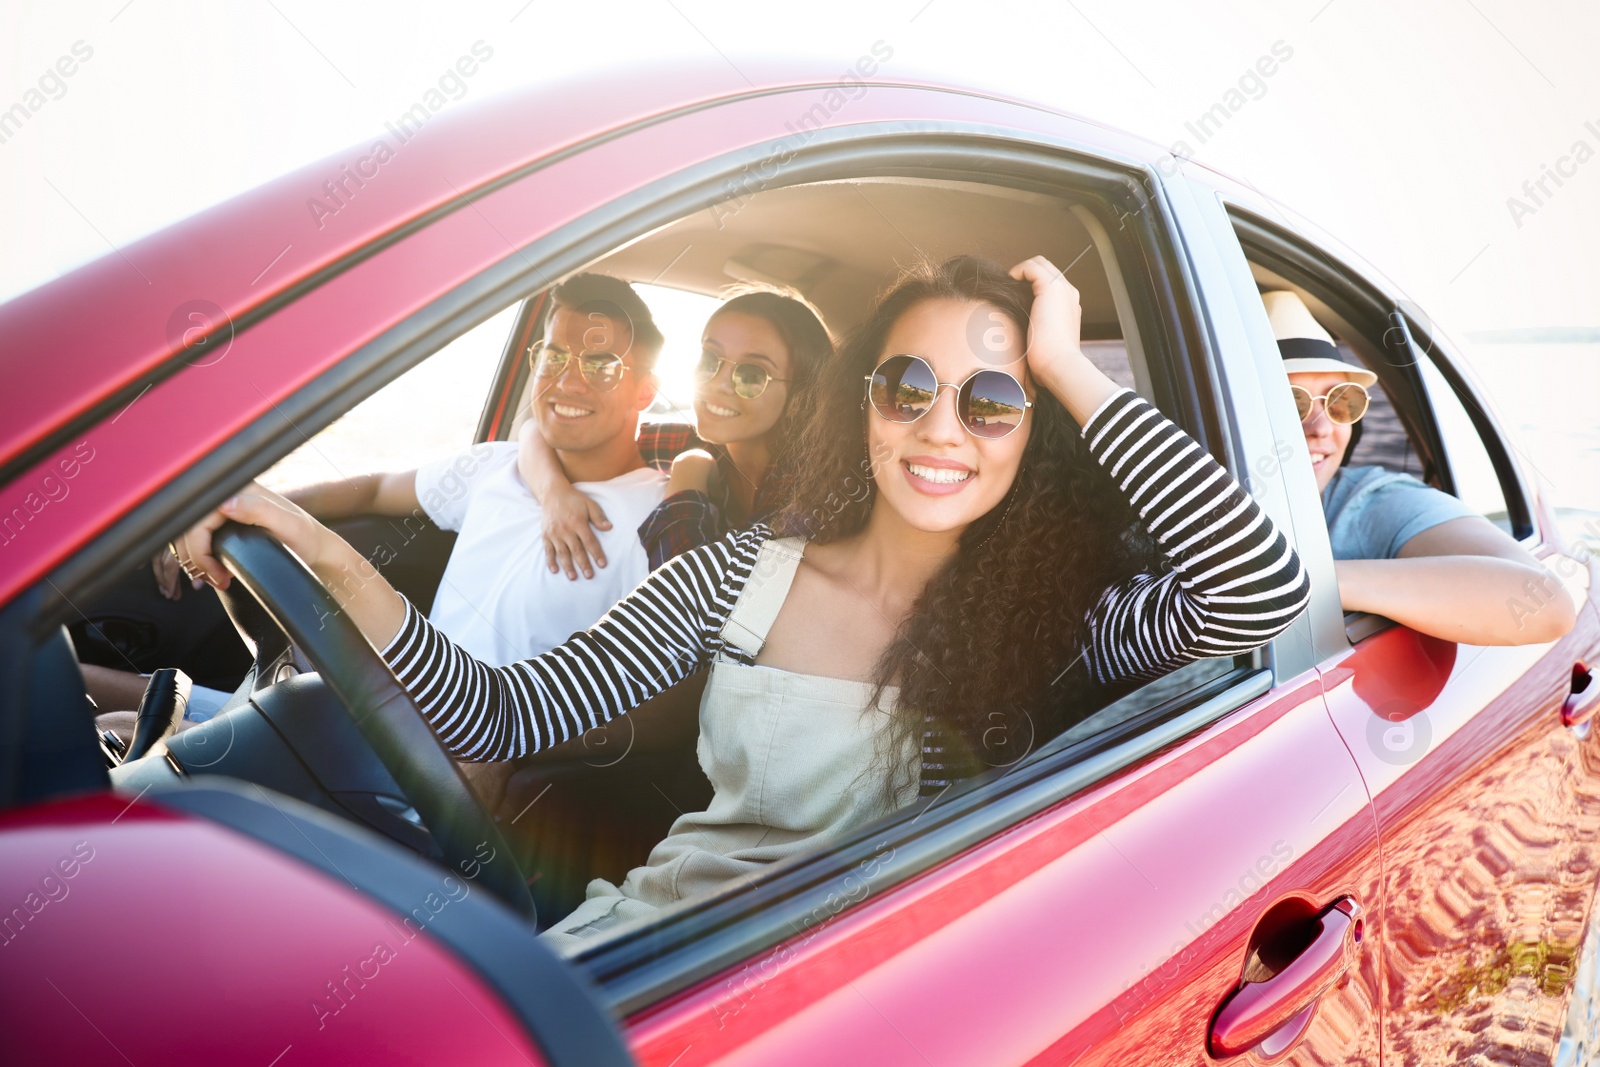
[1194,184,1600,1065]
[615,663,1381,1067]
[1322,597,1600,1065]
[1318,330,1600,1065]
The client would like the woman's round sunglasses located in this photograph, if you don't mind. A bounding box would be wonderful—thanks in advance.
[694,349,788,400]
[529,342,628,392]
[865,354,1032,440]
[1291,381,1369,425]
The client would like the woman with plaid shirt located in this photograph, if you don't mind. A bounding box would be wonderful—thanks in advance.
[518,288,832,576]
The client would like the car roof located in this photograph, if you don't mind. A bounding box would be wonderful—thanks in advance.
[0,60,1167,477]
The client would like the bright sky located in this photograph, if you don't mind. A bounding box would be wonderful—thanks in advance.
[5,0,1600,515]
[3,0,1597,333]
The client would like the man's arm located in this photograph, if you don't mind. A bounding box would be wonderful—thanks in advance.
[284,471,420,521]
[1334,515,1578,644]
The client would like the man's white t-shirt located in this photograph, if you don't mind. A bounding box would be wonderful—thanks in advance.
[414,442,667,666]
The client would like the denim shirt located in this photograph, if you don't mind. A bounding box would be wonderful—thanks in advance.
[1321,464,1478,560]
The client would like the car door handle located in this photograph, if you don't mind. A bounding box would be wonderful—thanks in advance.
[1563,661,1598,728]
[1208,897,1364,1058]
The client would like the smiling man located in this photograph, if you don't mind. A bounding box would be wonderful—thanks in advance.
[90,275,665,809]
[354,273,668,667]
[91,276,669,773]
[1266,290,1574,646]
[288,275,669,806]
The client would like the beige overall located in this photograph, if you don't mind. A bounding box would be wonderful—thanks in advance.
[538,537,920,955]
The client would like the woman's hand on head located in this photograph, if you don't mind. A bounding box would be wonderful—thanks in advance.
[1008,256,1084,385]
[174,483,331,591]
[1009,255,1120,426]
[542,484,610,581]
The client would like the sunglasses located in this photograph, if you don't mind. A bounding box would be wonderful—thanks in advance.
[1291,382,1369,425]
[865,354,1032,440]
[529,342,628,392]
[694,349,788,400]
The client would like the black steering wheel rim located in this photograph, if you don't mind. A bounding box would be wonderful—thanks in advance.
[211,522,535,921]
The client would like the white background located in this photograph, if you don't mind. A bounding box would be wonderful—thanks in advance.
[3,1,1597,510]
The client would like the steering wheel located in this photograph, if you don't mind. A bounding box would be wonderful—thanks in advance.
[210,522,536,920]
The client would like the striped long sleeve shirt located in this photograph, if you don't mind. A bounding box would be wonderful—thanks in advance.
[380,388,1312,791]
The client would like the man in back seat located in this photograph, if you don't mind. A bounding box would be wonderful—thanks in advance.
[1265,290,1574,646]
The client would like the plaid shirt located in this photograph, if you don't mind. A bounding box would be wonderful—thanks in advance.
[635,421,790,569]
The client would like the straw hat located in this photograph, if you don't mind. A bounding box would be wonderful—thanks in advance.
[1262,291,1377,387]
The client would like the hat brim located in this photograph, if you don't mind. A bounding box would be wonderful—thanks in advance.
[1282,357,1377,388]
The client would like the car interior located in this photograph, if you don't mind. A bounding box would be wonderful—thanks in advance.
[74,174,1212,929]
[40,170,1508,968]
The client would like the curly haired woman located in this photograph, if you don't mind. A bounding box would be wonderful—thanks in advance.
[175,254,1311,953]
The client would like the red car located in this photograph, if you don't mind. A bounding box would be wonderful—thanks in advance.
[3,60,1598,1066]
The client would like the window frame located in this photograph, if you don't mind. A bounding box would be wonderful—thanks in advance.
[7,121,1285,1005]
[1225,207,1537,651]
[478,291,548,445]
[1408,322,1534,544]
[1227,212,1451,492]
[524,152,1278,1007]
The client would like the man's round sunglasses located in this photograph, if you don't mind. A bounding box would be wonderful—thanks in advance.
[529,342,628,392]
[865,354,1032,440]
[693,349,788,400]
[1291,381,1369,425]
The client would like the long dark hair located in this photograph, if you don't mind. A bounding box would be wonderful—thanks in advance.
[778,256,1157,805]
[709,287,833,461]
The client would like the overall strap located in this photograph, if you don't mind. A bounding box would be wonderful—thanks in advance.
[719,537,806,658]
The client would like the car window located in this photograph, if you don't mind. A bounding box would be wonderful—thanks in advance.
[259,304,516,491]
[634,283,725,422]
[477,163,1275,971]
[1080,339,1137,394]
[1336,341,1420,475]
[131,159,1273,986]
[1416,353,1513,533]
[1228,217,1531,651]
[1042,655,1238,754]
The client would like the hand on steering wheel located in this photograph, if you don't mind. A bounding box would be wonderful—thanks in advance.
[154,546,197,599]
[200,518,535,920]
[175,483,329,592]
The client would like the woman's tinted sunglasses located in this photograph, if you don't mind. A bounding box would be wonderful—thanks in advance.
[694,349,788,400]
[865,354,1032,440]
